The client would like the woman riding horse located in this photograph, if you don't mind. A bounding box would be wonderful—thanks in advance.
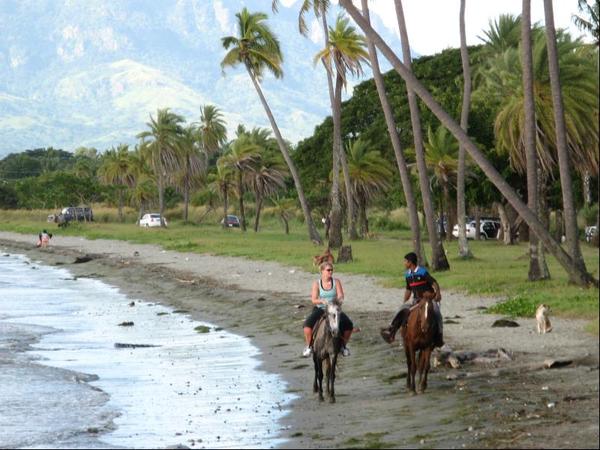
[302,262,354,357]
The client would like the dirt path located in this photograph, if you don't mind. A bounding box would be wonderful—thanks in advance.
[1,232,598,448]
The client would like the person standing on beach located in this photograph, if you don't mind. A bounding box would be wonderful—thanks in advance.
[36,230,52,248]
[302,262,354,357]
[380,252,444,347]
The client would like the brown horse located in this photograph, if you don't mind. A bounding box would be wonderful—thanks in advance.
[400,296,437,394]
[312,301,342,403]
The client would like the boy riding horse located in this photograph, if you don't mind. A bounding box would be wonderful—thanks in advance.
[380,252,444,347]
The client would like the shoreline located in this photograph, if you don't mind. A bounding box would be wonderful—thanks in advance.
[1,232,598,448]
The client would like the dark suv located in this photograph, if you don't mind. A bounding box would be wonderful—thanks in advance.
[51,206,94,227]
[221,215,241,228]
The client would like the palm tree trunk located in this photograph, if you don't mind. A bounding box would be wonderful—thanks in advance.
[282,213,289,235]
[393,0,449,271]
[222,185,228,229]
[443,182,452,241]
[320,12,358,242]
[328,76,344,248]
[522,0,548,281]
[543,0,588,279]
[118,189,124,222]
[245,65,322,244]
[457,0,472,258]
[339,0,597,287]
[254,194,263,232]
[583,170,592,206]
[158,173,166,228]
[183,184,190,222]
[237,171,246,232]
[360,0,426,265]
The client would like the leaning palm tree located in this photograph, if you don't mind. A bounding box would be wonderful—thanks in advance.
[221,8,322,244]
[338,0,598,287]
[359,0,425,264]
[217,134,260,232]
[315,14,369,246]
[457,0,473,257]
[97,144,135,222]
[392,0,450,270]
[345,138,393,236]
[174,125,205,222]
[137,108,185,227]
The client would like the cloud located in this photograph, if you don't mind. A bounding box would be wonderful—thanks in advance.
[213,0,232,34]
[9,46,27,68]
[308,18,323,44]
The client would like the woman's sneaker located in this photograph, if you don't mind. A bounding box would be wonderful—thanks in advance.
[341,345,351,357]
[302,346,313,357]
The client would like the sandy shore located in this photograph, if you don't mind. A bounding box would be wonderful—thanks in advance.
[1,231,598,448]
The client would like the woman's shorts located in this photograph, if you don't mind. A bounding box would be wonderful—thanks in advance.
[303,307,353,332]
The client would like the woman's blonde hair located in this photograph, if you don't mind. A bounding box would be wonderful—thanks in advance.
[319,261,334,272]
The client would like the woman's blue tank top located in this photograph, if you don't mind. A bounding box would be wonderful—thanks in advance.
[318,278,337,309]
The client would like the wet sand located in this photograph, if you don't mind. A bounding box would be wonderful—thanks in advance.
[1,232,598,449]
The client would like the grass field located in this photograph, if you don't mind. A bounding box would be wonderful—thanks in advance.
[1,206,598,329]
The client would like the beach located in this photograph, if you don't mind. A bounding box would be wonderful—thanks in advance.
[1,231,598,449]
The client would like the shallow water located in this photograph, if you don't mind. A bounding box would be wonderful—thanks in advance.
[0,253,294,449]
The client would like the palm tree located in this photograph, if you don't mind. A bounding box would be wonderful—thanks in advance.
[250,150,288,232]
[217,134,260,232]
[198,104,227,166]
[338,0,598,287]
[359,0,425,264]
[544,0,591,279]
[522,0,550,281]
[457,0,473,258]
[270,196,297,234]
[315,15,369,246]
[174,125,204,222]
[478,14,522,54]
[572,0,599,46]
[241,127,289,232]
[137,108,185,227]
[345,138,393,235]
[97,144,134,222]
[208,164,235,228]
[423,126,460,240]
[128,146,156,222]
[221,8,322,244]
[392,0,450,270]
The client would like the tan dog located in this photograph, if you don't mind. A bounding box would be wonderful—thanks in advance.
[536,304,553,334]
[313,247,334,267]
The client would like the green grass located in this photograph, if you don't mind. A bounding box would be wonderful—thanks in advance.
[1,210,598,329]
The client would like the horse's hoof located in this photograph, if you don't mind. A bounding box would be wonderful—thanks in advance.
[329,397,336,404]
[319,395,325,402]
[408,389,416,396]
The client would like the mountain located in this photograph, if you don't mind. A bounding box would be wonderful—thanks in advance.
[0,0,403,157]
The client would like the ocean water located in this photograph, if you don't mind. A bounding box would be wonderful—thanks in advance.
[0,253,294,449]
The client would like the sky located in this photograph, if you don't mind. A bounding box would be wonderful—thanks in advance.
[0,0,591,156]
[365,0,588,56]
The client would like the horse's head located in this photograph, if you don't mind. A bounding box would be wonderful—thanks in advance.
[325,301,342,337]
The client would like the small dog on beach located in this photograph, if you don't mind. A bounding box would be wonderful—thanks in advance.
[313,247,334,267]
[535,304,553,334]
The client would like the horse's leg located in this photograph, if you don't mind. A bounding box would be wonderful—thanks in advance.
[313,354,319,394]
[324,358,331,396]
[404,345,412,390]
[329,354,337,404]
[419,348,432,393]
[409,348,418,394]
[317,359,324,402]
[416,350,425,394]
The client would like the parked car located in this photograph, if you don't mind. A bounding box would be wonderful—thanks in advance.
[139,213,168,228]
[585,225,597,243]
[49,206,93,227]
[220,215,240,228]
[452,219,501,240]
